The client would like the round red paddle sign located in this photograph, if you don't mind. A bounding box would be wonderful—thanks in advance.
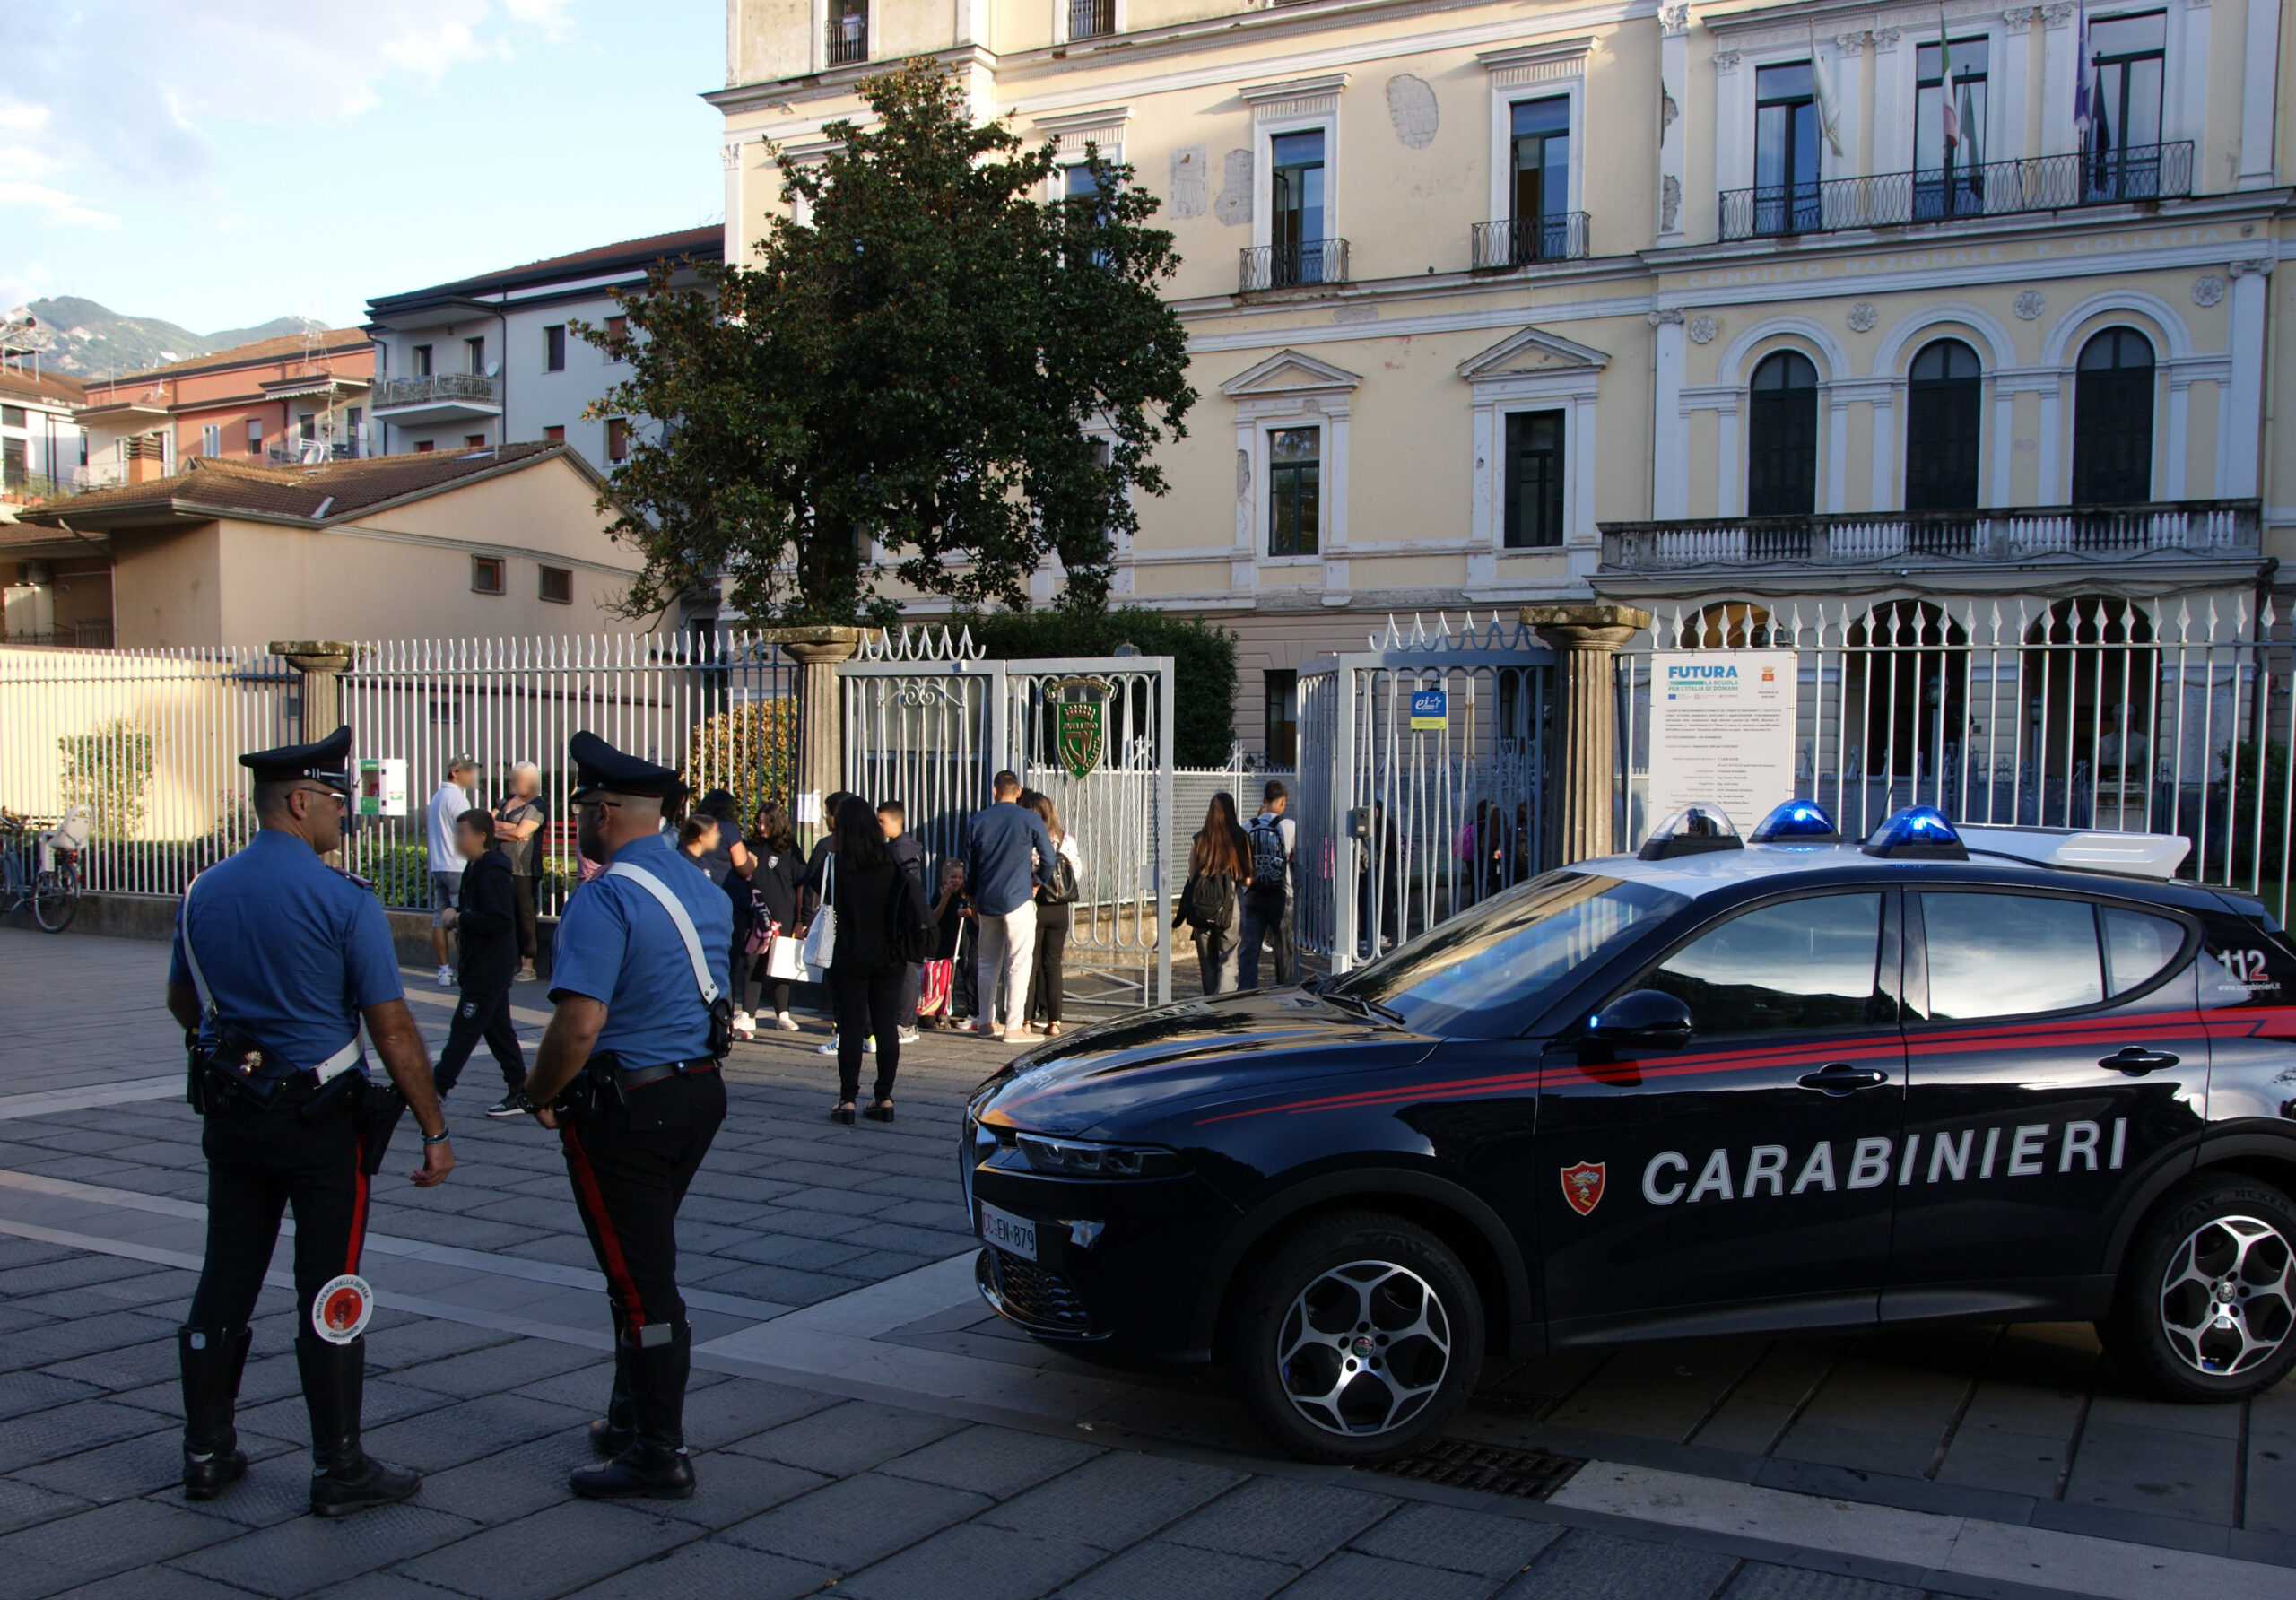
[311,1274,374,1344]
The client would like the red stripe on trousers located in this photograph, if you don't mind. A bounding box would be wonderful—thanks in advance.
[345,1138,370,1274]
[561,1123,646,1329]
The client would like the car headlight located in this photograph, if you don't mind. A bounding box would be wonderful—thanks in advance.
[1013,1134,1186,1178]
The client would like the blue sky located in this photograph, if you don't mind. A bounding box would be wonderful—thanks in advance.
[1,1,726,333]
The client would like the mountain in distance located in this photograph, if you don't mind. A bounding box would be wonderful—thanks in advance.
[7,296,335,381]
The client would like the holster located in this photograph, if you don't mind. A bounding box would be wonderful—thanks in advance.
[352,1083,407,1175]
[190,1028,291,1112]
[553,1053,626,1126]
[706,997,734,1061]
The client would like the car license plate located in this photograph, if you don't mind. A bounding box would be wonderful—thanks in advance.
[978,1202,1038,1262]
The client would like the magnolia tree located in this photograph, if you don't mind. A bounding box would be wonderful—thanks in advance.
[583,61,1196,624]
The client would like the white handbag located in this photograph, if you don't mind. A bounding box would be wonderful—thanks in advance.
[765,935,809,983]
[799,854,836,977]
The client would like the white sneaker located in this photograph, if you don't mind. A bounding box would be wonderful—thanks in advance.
[435,964,454,988]
[896,1029,921,1046]
[731,1010,756,1042]
[815,1035,839,1056]
[864,1036,877,1054]
[732,1008,753,1030]
[775,1012,800,1031]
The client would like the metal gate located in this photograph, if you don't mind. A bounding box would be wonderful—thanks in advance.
[840,628,1176,1008]
[1296,614,1553,973]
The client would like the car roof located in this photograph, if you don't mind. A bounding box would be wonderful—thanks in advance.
[1578,842,2222,909]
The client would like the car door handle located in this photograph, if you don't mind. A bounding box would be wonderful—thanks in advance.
[2100,1046,2180,1075]
[1796,1064,1892,1095]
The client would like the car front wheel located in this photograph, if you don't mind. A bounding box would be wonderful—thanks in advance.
[2106,1173,2296,1402]
[1223,1211,1483,1465]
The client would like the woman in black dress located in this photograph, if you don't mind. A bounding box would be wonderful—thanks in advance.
[825,796,914,1125]
[740,802,804,1031]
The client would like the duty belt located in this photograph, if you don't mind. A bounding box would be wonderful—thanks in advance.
[613,1058,720,1091]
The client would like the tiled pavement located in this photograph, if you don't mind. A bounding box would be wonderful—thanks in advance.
[0,926,2291,1598]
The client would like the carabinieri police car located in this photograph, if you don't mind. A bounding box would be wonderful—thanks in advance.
[961,802,2296,1464]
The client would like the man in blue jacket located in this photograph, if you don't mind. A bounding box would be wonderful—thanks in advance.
[962,771,1056,1042]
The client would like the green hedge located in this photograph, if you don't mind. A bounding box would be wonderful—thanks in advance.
[953,605,1237,767]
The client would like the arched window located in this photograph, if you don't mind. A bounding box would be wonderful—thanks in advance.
[2072,327,2155,504]
[1747,350,1819,516]
[1680,602,1773,648]
[1905,339,1982,511]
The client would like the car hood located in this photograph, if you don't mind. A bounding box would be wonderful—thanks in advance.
[977,987,1439,1137]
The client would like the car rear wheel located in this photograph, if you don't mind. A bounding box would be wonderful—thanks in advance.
[1223,1211,1483,1465]
[2105,1173,2296,1402]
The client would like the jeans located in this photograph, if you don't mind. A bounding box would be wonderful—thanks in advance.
[1236,888,1294,988]
[1194,926,1239,995]
[831,969,903,1102]
[974,901,1039,1033]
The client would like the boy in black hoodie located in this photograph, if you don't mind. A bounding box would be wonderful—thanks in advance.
[434,809,527,1114]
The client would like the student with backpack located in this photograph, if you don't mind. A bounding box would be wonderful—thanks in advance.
[1175,791,1250,996]
[1236,779,1297,988]
[822,796,931,1124]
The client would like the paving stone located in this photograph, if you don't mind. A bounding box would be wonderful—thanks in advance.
[170,1459,333,1530]
[0,1479,91,1538]
[392,1432,592,1528]
[717,1471,989,1567]
[168,1502,479,1597]
[0,1257,162,1300]
[982,1451,1248,1552]
[1499,1529,1740,1600]
[48,1567,253,1599]
[1347,1501,1565,1578]
[1053,1538,1296,1600]
[1162,1476,1397,1567]
[839,1519,1105,1600]
[713,1233,874,1271]
[356,1392,591,1474]
[0,1315,185,1377]
[2061,1419,2237,1524]
[560,1536,835,1599]
[1718,1566,1923,1600]
[11,1423,298,1504]
[877,1424,1101,1499]
[0,1400,178,1473]
[679,1377,838,1452]
[725,1400,964,1476]
[0,1496,236,1591]
[234,1377,446,1445]
[649,1451,829,1530]
[687,1264,863,1306]
[1277,1550,1500,1600]
[389,1337,603,1401]
[396,1499,700,1600]
[0,1370,102,1423]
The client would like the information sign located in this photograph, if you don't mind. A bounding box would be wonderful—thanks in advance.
[1645,651,1798,833]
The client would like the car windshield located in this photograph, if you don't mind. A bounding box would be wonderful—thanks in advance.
[1329,872,1690,1034]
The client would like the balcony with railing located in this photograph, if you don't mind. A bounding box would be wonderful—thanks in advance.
[825,9,867,65]
[1067,0,1116,39]
[1601,500,2259,573]
[370,372,502,424]
[1239,239,1350,292]
[1470,213,1592,270]
[1719,143,2194,241]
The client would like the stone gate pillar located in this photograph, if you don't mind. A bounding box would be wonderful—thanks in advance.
[759,625,864,846]
[1520,604,1651,866]
[271,640,358,865]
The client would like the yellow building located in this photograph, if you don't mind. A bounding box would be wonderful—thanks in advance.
[711,0,2292,757]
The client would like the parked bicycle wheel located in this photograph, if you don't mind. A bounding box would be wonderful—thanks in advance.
[33,858,79,933]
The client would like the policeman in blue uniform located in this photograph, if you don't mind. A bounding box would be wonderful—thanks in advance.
[522,731,731,1500]
[166,726,454,1516]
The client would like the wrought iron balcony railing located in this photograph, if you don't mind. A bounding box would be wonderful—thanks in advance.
[1600,499,2258,571]
[1239,239,1350,292]
[370,373,501,412]
[1470,213,1592,269]
[1719,142,2194,240]
[825,13,867,65]
[1067,0,1116,39]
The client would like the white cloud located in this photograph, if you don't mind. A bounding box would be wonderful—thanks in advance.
[0,181,118,230]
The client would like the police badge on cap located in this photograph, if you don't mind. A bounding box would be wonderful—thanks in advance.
[566,730,686,805]
[240,726,355,795]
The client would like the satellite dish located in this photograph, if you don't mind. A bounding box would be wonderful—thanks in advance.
[484,361,501,378]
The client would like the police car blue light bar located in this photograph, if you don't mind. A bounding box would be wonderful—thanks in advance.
[1749,799,1840,844]
[1862,805,1969,860]
[1637,803,1744,860]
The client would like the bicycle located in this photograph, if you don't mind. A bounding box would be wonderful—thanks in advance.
[0,806,86,933]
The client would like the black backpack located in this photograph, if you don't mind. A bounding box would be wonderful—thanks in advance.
[1184,870,1236,933]
[1247,817,1289,896]
[886,868,935,964]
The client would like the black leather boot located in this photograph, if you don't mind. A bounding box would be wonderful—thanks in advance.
[178,1326,251,1500]
[298,1336,422,1517]
[587,1339,633,1458]
[570,1325,694,1500]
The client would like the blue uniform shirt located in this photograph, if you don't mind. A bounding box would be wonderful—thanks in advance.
[169,830,404,1082]
[550,832,733,1065]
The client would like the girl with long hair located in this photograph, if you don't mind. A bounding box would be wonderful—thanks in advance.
[1175,791,1250,995]
[741,801,804,1031]
[824,795,913,1124]
[1023,789,1083,1036]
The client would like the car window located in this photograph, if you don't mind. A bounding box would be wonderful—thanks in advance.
[2103,908,2186,996]
[1645,893,1883,1036]
[1922,892,2102,1020]
[1334,872,1689,1034]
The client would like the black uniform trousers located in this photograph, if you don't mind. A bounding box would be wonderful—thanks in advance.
[187,1091,370,1335]
[433,981,525,1098]
[558,1070,726,1337]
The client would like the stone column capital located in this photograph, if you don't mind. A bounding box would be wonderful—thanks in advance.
[1522,604,1653,654]
[269,640,357,674]
[757,624,865,666]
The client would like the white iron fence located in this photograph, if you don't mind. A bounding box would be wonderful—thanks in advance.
[1616,592,2295,906]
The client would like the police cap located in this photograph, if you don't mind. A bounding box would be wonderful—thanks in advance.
[567,730,686,804]
[240,725,354,794]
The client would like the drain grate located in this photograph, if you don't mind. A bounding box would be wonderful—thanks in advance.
[1366,1437,1586,1500]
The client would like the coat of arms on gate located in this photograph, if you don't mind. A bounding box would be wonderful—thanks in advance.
[1057,699,1106,780]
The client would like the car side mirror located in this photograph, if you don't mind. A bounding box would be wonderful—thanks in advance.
[1580,989,1694,1053]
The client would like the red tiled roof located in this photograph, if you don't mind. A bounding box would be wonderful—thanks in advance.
[15,441,576,528]
[0,366,89,407]
[97,329,373,387]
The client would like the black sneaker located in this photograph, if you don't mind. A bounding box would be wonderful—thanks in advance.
[484,1091,535,1118]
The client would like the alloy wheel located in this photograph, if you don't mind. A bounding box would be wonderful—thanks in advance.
[1274,1258,1452,1437]
[2157,1213,2296,1377]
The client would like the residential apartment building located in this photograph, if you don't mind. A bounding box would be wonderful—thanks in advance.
[362,228,724,472]
[73,330,376,488]
[0,362,88,511]
[711,0,2292,756]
